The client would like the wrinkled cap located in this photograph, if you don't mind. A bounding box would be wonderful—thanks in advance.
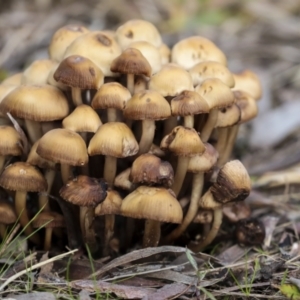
[32,211,65,228]
[60,175,107,207]
[215,104,241,128]
[95,189,122,215]
[0,199,17,224]
[0,126,22,156]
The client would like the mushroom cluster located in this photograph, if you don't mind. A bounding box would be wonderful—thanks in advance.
[0,20,261,254]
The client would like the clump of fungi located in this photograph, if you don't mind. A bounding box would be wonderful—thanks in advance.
[0,20,261,255]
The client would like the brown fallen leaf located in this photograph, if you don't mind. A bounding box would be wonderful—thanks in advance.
[141,283,188,300]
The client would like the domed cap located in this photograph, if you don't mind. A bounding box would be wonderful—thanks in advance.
[2,73,22,85]
[114,168,135,191]
[91,82,131,110]
[234,91,258,124]
[0,199,17,224]
[115,19,162,49]
[37,128,88,166]
[63,31,122,77]
[121,186,182,223]
[49,24,89,62]
[88,122,139,158]
[54,55,104,90]
[124,90,171,120]
[60,175,107,207]
[130,154,174,187]
[110,48,152,77]
[171,36,227,69]
[47,63,69,91]
[160,126,205,156]
[189,61,234,87]
[158,43,171,65]
[195,78,234,109]
[149,64,193,97]
[215,104,241,128]
[198,188,222,209]
[0,126,22,156]
[0,162,47,192]
[0,84,69,122]
[95,189,122,215]
[32,211,65,228]
[0,85,18,117]
[62,104,102,133]
[171,90,209,116]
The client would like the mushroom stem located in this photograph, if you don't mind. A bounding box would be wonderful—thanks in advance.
[80,207,97,252]
[104,156,117,187]
[215,127,229,164]
[38,169,56,212]
[0,224,6,239]
[25,119,43,144]
[0,155,5,173]
[172,156,190,196]
[79,132,90,176]
[103,214,115,256]
[127,74,135,95]
[71,87,83,106]
[201,109,218,142]
[107,108,118,122]
[189,207,223,252]
[184,115,194,128]
[143,219,161,248]
[138,120,155,154]
[165,172,204,242]
[15,191,40,245]
[61,163,72,185]
[44,227,53,251]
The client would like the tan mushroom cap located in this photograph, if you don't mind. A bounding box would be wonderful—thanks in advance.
[198,188,222,209]
[47,63,69,91]
[189,61,234,87]
[215,103,241,128]
[171,90,209,116]
[114,168,135,191]
[60,175,107,207]
[37,128,88,166]
[2,73,22,85]
[21,60,57,85]
[234,91,258,124]
[171,36,227,69]
[0,84,17,117]
[110,48,152,78]
[91,82,131,110]
[88,122,139,158]
[0,162,47,192]
[121,186,182,223]
[233,70,262,100]
[116,19,162,50]
[0,126,22,156]
[32,211,65,228]
[188,142,218,173]
[124,90,171,120]
[95,189,122,215]
[158,43,171,65]
[49,24,89,62]
[54,55,104,90]
[195,78,235,109]
[64,31,122,77]
[149,64,194,97]
[160,126,205,156]
[0,84,69,122]
[130,154,174,187]
[126,41,162,75]
[0,199,17,224]
[62,104,102,133]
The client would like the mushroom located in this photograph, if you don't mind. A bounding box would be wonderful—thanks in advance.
[1,73,22,85]
[0,199,17,239]
[158,43,171,65]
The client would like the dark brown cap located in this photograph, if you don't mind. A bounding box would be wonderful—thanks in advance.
[0,199,17,224]
[32,211,65,228]
[0,126,22,156]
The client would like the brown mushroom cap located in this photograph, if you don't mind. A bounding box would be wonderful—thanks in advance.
[60,175,107,207]
[234,90,258,124]
[0,162,47,192]
[130,154,174,187]
[32,211,65,228]
[0,199,17,224]
[37,128,88,166]
[54,55,104,90]
[88,122,139,158]
[215,104,241,128]
[120,186,183,223]
[0,126,22,156]
[94,189,122,215]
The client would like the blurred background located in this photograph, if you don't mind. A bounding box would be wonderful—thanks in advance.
[1,0,300,175]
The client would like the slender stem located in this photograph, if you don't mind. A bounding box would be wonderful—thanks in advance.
[38,169,55,212]
[138,120,155,155]
[107,108,118,122]
[184,115,194,128]
[166,173,204,242]
[215,127,229,165]
[127,74,134,95]
[103,214,115,256]
[72,87,83,106]
[44,228,53,251]
[172,156,190,196]
[219,125,239,166]
[61,163,72,185]
[143,219,161,248]
[201,109,218,142]
[79,132,89,176]
[80,206,97,252]
[104,156,117,188]
[25,119,43,144]
[0,155,5,173]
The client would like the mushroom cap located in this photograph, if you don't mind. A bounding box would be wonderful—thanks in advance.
[114,168,135,191]
[193,209,213,224]
[171,90,209,116]
[62,104,102,133]
[160,126,205,156]
[91,82,131,110]
[37,128,88,166]
[0,125,22,156]
[149,64,194,97]
[198,188,222,209]
[64,31,122,77]
[115,19,162,50]
[0,162,47,192]
[47,63,69,91]
[189,61,234,87]
[0,84,69,122]
[171,36,227,69]
[215,103,241,128]
[0,85,18,117]
[2,73,22,85]
[158,43,171,65]
[223,202,251,223]
[54,55,104,90]
[0,199,17,224]
[60,175,107,207]
[124,90,171,120]
[110,48,152,77]
[121,186,183,223]
[88,122,139,158]
[49,24,89,62]
[32,211,65,228]
[130,154,174,187]
[234,90,258,124]
[195,78,235,109]
[95,189,122,215]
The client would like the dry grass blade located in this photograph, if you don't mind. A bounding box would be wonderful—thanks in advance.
[0,224,20,257]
